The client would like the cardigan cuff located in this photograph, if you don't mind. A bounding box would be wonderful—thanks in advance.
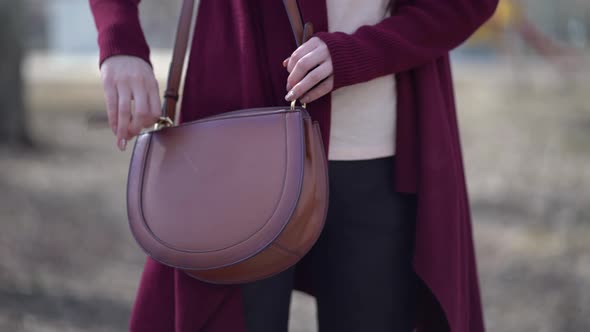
[313,31,389,91]
[97,22,152,68]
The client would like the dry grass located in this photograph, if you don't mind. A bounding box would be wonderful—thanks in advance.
[1,58,589,331]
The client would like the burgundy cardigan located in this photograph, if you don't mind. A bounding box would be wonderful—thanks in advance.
[90,0,498,331]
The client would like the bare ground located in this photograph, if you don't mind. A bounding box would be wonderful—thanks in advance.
[1,59,590,331]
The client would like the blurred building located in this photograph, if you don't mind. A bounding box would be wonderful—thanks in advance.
[523,0,588,48]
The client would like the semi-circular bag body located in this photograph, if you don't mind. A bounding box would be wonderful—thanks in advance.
[126,0,329,284]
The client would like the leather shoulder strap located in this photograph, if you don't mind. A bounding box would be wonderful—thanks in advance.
[161,0,310,121]
[283,0,305,47]
[161,0,196,120]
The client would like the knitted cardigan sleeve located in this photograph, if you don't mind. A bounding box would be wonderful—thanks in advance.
[314,0,499,90]
[89,0,151,67]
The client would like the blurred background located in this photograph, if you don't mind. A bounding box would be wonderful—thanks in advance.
[1,0,589,331]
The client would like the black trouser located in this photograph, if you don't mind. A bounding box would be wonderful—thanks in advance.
[241,156,418,332]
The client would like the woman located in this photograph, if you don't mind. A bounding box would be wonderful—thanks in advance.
[90,0,498,331]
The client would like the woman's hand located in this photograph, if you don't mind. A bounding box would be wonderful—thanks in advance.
[283,37,334,104]
[100,55,161,151]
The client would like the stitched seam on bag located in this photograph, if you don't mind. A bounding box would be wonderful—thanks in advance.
[271,243,300,257]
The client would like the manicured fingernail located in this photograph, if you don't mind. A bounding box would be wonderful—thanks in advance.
[118,139,127,151]
[285,90,295,101]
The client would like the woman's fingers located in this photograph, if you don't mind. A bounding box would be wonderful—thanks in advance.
[284,37,334,102]
[134,78,162,136]
[128,86,149,138]
[300,75,334,104]
[116,84,132,151]
[129,77,162,137]
[287,47,331,91]
[102,80,118,135]
[148,79,162,120]
[286,38,321,73]
[100,55,161,151]
[286,46,326,92]
[285,61,333,102]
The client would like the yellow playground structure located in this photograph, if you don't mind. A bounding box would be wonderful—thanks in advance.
[470,0,579,60]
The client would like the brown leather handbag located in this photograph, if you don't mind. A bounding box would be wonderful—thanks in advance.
[126,0,329,284]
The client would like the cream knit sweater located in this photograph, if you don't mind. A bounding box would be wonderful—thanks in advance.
[326,0,396,160]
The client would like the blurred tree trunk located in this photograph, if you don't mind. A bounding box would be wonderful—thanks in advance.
[0,1,30,146]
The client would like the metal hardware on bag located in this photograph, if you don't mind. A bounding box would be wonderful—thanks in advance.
[153,117,174,131]
[290,100,307,111]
